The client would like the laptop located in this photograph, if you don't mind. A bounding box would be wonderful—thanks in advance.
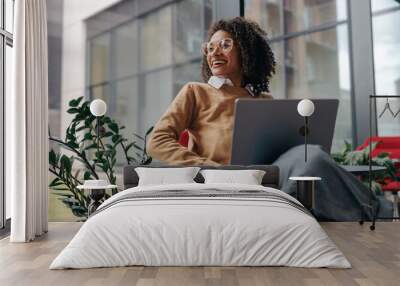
[230,98,339,165]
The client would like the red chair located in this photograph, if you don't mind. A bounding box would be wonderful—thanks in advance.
[357,136,400,217]
[357,136,400,160]
[179,130,189,148]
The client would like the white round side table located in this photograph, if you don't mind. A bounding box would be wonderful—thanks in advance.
[289,177,321,211]
[77,184,117,215]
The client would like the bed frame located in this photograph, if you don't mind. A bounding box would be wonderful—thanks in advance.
[123,165,280,190]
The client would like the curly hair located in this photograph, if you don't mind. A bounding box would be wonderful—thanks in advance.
[201,17,276,95]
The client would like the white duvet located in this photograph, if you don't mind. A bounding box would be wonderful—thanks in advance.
[50,183,351,269]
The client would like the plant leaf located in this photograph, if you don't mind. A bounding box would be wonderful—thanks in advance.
[344,150,364,165]
[67,107,80,114]
[103,117,111,124]
[133,142,143,151]
[49,177,64,187]
[133,133,144,141]
[51,187,71,191]
[111,134,120,143]
[102,132,113,138]
[76,125,87,132]
[84,133,93,140]
[109,122,119,133]
[377,152,390,158]
[69,96,83,107]
[49,149,57,166]
[142,157,152,165]
[84,171,92,180]
[125,142,135,152]
[60,155,72,174]
[84,143,97,150]
[145,126,154,136]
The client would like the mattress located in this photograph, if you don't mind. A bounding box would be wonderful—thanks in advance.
[50,183,351,269]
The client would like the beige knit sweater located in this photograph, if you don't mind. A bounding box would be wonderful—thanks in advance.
[147,82,271,166]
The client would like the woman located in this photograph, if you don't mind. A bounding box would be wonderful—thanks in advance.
[147,17,391,221]
[147,17,275,166]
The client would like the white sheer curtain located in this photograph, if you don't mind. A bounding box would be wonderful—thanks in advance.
[6,0,49,242]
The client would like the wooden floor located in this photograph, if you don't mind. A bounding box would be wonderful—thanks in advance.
[0,222,399,286]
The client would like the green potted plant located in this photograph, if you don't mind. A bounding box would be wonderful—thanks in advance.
[332,141,399,194]
[49,96,153,218]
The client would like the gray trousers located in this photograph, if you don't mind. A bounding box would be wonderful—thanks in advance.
[274,145,392,221]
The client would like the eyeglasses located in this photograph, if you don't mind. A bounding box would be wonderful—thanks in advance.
[201,38,234,56]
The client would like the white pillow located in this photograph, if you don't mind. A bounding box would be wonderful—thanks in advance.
[200,169,266,185]
[135,167,201,186]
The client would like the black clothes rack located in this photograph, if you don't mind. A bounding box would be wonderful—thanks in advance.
[360,95,400,230]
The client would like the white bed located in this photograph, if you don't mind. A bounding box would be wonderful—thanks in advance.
[50,183,351,269]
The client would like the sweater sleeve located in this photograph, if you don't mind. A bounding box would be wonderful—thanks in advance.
[147,83,220,166]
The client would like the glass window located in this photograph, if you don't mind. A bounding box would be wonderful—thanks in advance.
[285,25,352,150]
[204,0,213,32]
[173,61,202,95]
[245,0,283,37]
[284,0,347,34]
[371,0,400,13]
[174,0,206,63]
[113,78,139,164]
[2,0,14,226]
[91,84,109,103]
[90,33,110,86]
[5,44,11,220]
[0,38,3,227]
[245,0,347,37]
[269,42,285,98]
[140,6,173,71]
[372,9,400,135]
[373,10,400,96]
[245,0,351,151]
[114,78,139,137]
[52,0,214,221]
[0,1,2,29]
[141,69,174,134]
[114,21,139,79]
[5,0,14,33]
[375,98,400,136]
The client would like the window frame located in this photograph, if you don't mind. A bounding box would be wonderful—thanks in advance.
[0,0,13,233]
[86,0,213,139]
[244,0,354,149]
[80,0,399,157]
[242,0,392,147]
[370,2,400,136]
